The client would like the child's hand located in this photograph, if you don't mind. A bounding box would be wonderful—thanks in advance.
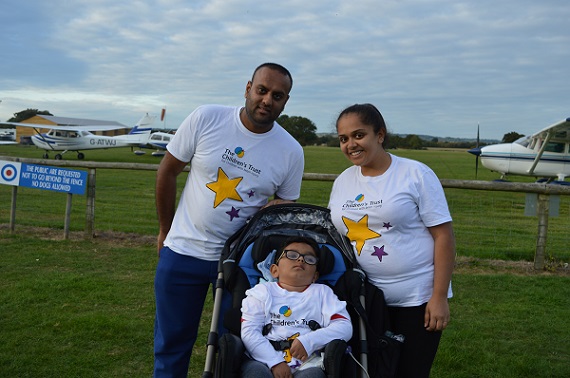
[271,362,293,378]
[289,339,309,361]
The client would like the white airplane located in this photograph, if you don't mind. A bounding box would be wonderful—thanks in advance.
[468,117,570,182]
[0,129,17,145]
[133,130,175,157]
[1,114,156,160]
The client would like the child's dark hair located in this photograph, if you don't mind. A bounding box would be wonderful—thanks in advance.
[274,236,320,265]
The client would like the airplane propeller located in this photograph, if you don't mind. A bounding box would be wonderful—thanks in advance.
[467,124,481,178]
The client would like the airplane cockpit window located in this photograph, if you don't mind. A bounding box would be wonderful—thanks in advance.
[544,142,564,153]
[514,136,530,147]
[553,131,567,139]
[150,134,172,142]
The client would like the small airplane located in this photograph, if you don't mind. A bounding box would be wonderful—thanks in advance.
[468,117,570,182]
[0,129,17,145]
[1,114,156,160]
[146,131,173,150]
[132,108,174,157]
[133,130,175,157]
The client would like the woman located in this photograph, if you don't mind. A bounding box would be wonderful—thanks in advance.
[328,103,455,377]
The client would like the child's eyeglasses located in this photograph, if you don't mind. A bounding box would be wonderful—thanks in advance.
[277,249,319,265]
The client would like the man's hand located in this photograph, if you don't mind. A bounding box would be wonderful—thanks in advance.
[157,231,167,257]
[262,199,294,209]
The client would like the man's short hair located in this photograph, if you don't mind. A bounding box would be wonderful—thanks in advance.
[252,62,293,91]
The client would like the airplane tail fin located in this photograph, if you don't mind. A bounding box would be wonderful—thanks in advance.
[120,114,156,144]
[136,114,157,128]
[128,113,156,136]
[128,126,153,136]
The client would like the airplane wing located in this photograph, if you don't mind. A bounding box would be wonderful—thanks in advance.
[0,122,128,132]
[530,118,570,141]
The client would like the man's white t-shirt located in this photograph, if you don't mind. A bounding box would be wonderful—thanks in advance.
[328,154,452,306]
[164,105,304,261]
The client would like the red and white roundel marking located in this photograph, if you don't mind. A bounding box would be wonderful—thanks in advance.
[0,161,21,186]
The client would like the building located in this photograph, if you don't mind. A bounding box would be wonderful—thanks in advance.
[15,115,128,141]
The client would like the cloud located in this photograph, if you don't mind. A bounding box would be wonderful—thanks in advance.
[1,0,569,139]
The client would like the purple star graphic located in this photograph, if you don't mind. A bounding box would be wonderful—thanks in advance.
[226,207,240,221]
[290,359,302,369]
[372,245,388,262]
[383,222,392,230]
[248,190,255,197]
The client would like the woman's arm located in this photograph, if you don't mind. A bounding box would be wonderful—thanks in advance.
[425,221,456,331]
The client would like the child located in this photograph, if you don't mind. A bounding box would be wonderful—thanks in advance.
[240,236,352,378]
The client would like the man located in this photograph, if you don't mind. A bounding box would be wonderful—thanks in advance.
[154,63,304,377]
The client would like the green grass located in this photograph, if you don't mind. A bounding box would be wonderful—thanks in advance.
[433,274,570,378]
[1,144,570,377]
[0,232,568,377]
[0,234,152,376]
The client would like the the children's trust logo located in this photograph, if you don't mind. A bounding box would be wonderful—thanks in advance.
[279,305,292,317]
[342,194,382,210]
[221,147,262,176]
[234,146,245,158]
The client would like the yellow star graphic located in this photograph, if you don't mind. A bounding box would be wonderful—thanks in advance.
[342,215,381,256]
[206,167,244,208]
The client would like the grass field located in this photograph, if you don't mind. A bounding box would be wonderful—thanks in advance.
[1,144,569,377]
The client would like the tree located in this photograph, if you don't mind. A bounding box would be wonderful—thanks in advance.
[401,134,424,150]
[8,109,53,122]
[502,131,524,143]
[321,134,339,147]
[277,115,318,146]
[386,133,401,149]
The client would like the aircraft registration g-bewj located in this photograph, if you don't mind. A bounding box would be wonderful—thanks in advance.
[468,117,570,183]
[1,114,156,160]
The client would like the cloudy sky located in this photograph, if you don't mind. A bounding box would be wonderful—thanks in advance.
[1,0,568,140]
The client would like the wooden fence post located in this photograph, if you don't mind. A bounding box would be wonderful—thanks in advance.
[85,168,96,239]
[64,193,72,240]
[10,186,17,233]
[534,193,549,270]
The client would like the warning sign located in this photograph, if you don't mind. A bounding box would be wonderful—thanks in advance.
[0,160,87,195]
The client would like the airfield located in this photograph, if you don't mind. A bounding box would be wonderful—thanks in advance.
[0,143,569,377]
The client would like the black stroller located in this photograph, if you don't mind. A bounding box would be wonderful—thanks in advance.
[202,203,403,378]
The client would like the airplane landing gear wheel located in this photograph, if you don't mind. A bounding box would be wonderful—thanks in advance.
[43,153,49,159]
[77,152,85,160]
[55,154,63,160]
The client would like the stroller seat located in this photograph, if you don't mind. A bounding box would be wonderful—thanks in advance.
[217,231,353,378]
